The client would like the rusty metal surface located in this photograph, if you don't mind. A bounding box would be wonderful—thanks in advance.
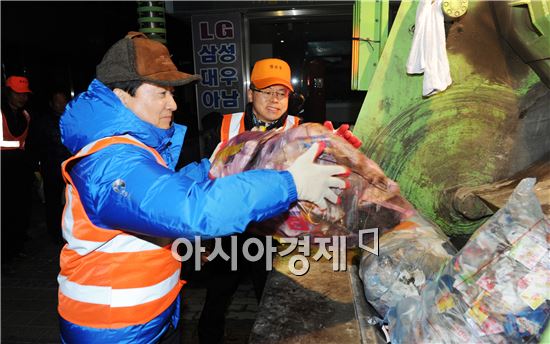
[453,154,550,217]
[353,1,550,236]
[250,252,385,344]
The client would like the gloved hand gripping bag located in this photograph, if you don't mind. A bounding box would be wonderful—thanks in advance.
[209,123,415,247]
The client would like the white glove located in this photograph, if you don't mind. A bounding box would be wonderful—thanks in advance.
[287,142,348,210]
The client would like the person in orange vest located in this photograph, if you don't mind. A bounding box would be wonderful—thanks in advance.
[1,75,34,274]
[57,32,348,343]
[198,58,363,344]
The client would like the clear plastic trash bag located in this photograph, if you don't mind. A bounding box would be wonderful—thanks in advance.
[360,213,457,317]
[209,123,415,246]
[387,178,549,343]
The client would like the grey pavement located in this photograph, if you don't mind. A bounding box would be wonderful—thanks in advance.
[1,199,258,343]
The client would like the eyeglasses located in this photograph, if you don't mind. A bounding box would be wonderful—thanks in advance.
[251,87,290,100]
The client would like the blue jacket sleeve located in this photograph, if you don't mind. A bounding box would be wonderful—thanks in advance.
[176,158,210,182]
[70,144,297,239]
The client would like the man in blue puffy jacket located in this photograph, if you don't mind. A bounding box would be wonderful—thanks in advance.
[57,31,347,344]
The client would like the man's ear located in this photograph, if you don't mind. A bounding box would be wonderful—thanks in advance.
[247,89,254,103]
[113,88,129,105]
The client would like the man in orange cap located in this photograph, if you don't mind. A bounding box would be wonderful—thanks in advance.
[198,58,362,343]
[1,75,34,273]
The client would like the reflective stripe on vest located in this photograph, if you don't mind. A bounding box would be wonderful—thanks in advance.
[58,134,184,329]
[1,110,30,150]
[283,115,299,131]
[221,112,245,142]
[220,112,300,141]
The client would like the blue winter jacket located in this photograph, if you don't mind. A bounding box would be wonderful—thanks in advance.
[58,79,298,343]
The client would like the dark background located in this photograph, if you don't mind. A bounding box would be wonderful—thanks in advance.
[2,1,396,162]
[3,2,141,99]
[1,1,201,161]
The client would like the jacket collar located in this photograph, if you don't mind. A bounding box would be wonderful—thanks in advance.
[60,79,186,170]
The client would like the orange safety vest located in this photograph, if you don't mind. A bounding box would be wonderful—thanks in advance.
[220,112,300,142]
[58,135,184,329]
[1,109,30,150]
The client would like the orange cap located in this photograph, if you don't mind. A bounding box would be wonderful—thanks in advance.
[250,58,293,92]
[6,76,32,93]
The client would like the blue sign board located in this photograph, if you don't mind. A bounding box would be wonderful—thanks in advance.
[192,13,245,129]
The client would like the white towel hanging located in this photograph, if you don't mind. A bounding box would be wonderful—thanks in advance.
[406,0,452,97]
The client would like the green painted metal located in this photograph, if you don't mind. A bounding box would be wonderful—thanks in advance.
[136,6,165,12]
[493,0,550,87]
[351,0,389,91]
[139,27,168,34]
[353,1,550,236]
[540,322,550,344]
[137,1,167,44]
[510,0,550,39]
[138,17,166,23]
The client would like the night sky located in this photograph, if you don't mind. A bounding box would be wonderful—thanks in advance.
[2,2,194,104]
[2,2,141,96]
[2,1,201,161]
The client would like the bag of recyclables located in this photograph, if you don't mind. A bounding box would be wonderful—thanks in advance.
[387,178,549,343]
[360,213,457,318]
[209,123,415,246]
